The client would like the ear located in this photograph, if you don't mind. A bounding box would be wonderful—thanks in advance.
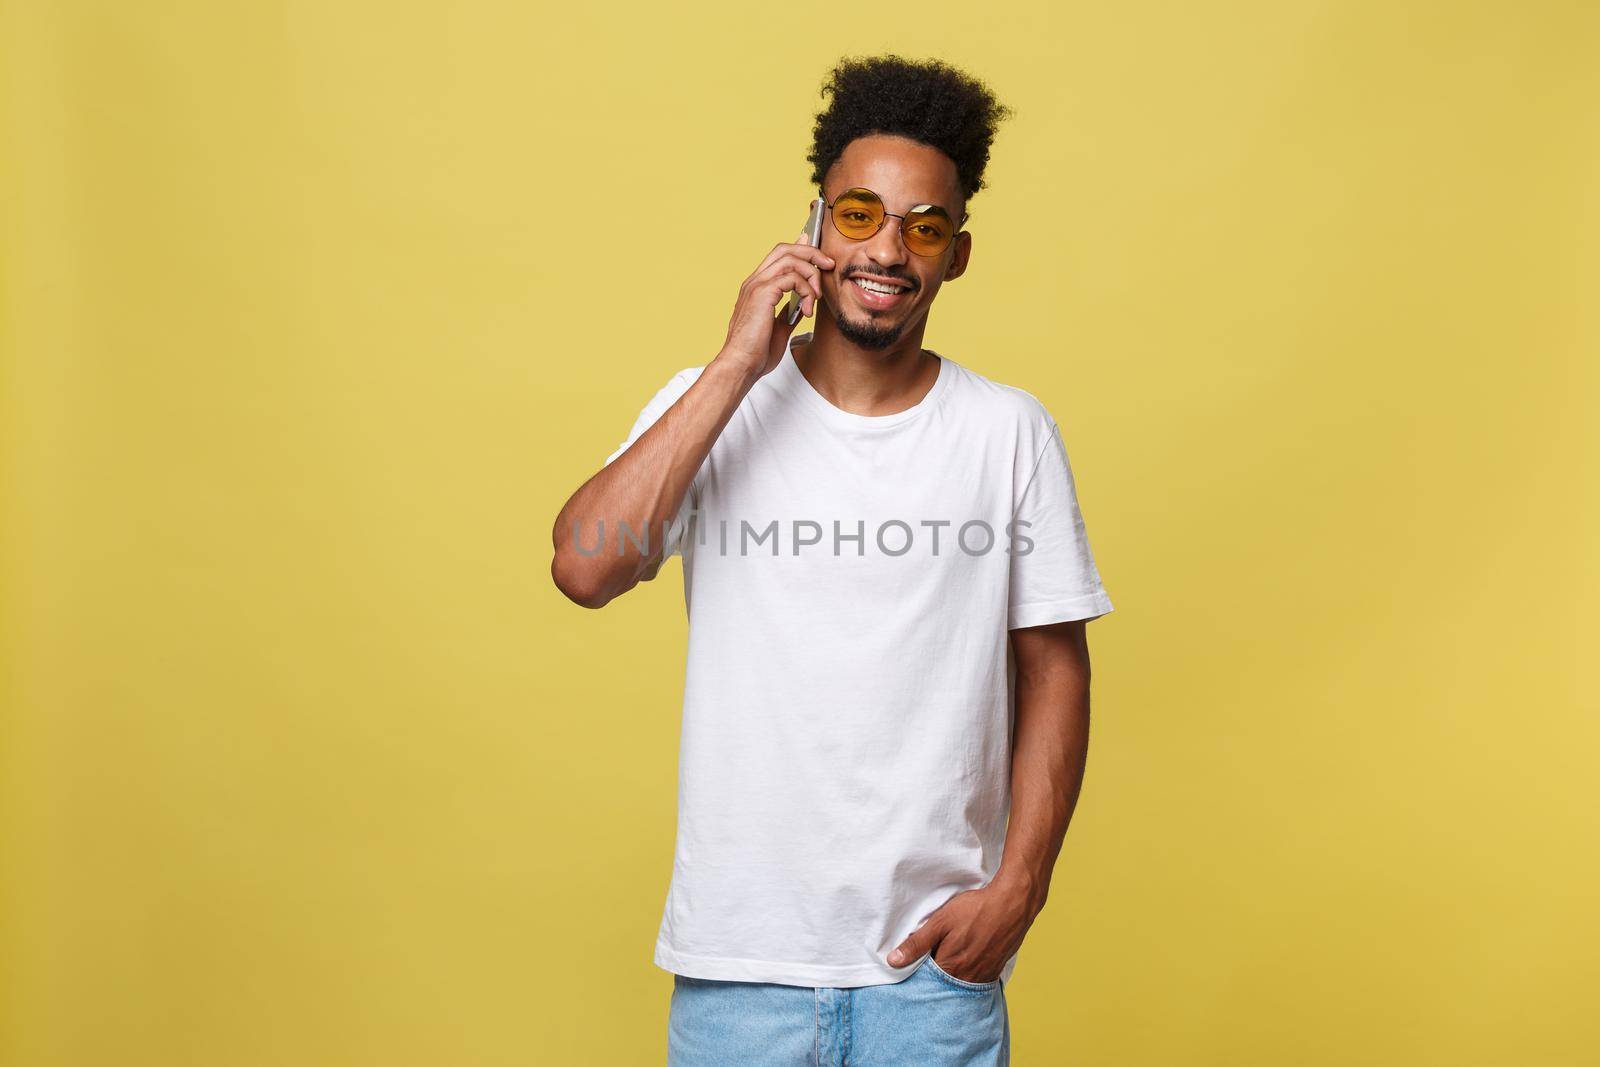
[943,229,972,281]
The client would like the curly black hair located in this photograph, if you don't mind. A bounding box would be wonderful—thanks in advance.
[806,54,1014,210]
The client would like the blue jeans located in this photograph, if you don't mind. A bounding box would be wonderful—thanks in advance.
[667,954,1010,1066]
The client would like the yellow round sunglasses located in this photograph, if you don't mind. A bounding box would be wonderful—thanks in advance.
[821,187,967,257]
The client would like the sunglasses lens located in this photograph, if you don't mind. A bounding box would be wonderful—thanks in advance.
[831,189,883,239]
[904,208,954,256]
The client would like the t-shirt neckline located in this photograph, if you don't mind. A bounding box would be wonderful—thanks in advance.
[777,331,952,431]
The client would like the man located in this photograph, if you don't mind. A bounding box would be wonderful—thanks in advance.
[551,54,1113,1066]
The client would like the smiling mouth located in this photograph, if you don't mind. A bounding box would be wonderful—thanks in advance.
[847,276,914,310]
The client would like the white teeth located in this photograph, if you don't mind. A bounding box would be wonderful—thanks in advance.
[853,278,904,295]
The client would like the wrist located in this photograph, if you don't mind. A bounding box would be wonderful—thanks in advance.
[989,865,1049,918]
[711,347,765,389]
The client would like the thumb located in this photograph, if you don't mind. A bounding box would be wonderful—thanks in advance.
[769,290,802,366]
[887,917,942,967]
[768,234,810,366]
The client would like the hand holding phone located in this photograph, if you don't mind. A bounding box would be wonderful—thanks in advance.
[784,196,828,326]
[714,200,835,383]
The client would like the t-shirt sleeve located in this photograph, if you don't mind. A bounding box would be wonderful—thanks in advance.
[1007,417,1114,629]
[601,367,705,574]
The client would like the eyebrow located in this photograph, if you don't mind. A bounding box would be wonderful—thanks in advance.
[829,187,957,216]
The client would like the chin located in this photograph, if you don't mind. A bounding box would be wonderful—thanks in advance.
[834,311,904,351]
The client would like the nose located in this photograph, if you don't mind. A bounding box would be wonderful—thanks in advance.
[863,214,911,269]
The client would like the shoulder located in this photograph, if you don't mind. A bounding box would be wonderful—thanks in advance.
[941,358,1058,435]
[664,365,708,394]
[640,365,708,409]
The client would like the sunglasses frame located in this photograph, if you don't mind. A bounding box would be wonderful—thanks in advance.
[819,186,968,258]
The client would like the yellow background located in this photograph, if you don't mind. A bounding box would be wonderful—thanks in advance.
[2,2,1595,1064]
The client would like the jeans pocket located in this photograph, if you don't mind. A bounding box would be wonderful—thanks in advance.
[923,954,1001,992]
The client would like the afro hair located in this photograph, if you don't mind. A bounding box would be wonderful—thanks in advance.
[806,54,1014,210]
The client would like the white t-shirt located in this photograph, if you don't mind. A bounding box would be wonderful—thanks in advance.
[602,330,1114,989]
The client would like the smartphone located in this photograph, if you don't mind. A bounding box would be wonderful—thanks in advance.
[784,196,827,326]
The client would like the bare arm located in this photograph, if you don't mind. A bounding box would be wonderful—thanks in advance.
[990,618,1094,919]
[549,356,759,608]
[549,229,836,609]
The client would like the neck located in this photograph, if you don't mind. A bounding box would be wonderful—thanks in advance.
[790,309,939,417]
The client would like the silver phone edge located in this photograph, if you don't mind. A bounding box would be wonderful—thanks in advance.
[785,198,825,326]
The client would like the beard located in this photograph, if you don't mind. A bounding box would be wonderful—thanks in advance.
[831,303,906,350]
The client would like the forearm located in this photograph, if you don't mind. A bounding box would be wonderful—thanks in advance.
[551,353,758,607]
[991,643,1091,919]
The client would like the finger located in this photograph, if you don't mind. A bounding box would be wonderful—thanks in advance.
[748,240,835,283]
[757,269,816,314]
[752,255,825,306]
[793,263,822,315]
[886,940,914,967]
[748,266,820,320]
[768,298,802,366]
[887,920,941,967]
[758,247,833,284]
